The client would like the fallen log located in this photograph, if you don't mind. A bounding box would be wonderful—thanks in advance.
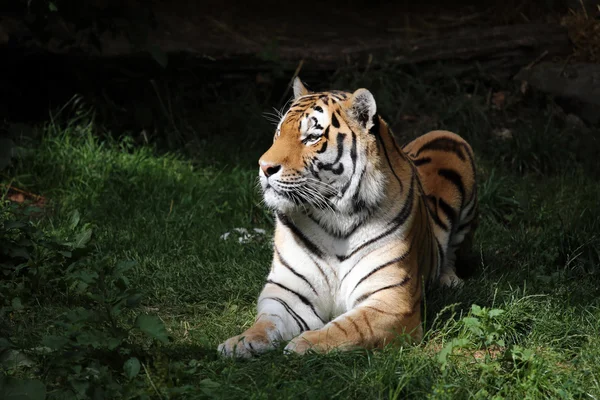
[1,19,573,80]
[515,62,600,107]
[186,23,572,80]
[515,62,600,124]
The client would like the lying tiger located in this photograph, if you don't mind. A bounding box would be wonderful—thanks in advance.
[219,78,477,357]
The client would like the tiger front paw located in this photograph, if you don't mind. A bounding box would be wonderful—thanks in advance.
[218,332,274,358]
[439,272,464,288]
[284,331,333,355]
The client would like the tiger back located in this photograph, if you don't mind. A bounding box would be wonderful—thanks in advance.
[218,78,478,357]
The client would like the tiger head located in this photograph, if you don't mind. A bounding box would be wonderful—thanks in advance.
[259,78,386,216]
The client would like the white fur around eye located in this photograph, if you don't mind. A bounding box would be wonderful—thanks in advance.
[305,136,322,146]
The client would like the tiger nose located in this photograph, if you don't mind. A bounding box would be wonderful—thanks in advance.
[260,162,281,177]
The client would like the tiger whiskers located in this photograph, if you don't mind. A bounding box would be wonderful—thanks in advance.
[262,112,281,126]
[263,104,291,127]
[297,185,336,213]
[304,177,341,197]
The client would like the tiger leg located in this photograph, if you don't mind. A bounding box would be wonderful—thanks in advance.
[441,206,479,286]
[218,295,324,358]
[439,254,463,288]
[454,213,478,279]
[439,200,478,287]
[284,291,422,355]
[218,314,282,358]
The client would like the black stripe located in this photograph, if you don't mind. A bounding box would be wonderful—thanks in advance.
[415,137,466,161]
[337,173,415,262]
[412,157,432,166]
[308,254,332,290]
[369,113,380,136]
[456,220,473,233]
[331,163,344,175]
[376,120,403,192]
[348,249,411,294]
[316,141,328,154]
[313,106,323,113]
[323,126,330,139]
[438,197,458,229]
[275,248,318,295]
[277,213,324,258]
[267,280,325,324]
[425,194,437,209]
[431,211,449,231]
[438,169,466,206]
[340,131,358,196]
[465,198,478,218]
[354,277,411,306]
[331,113,340,128]
[308,159,321,179]
[351,167,368,212]
[265,297,308,332]
[318,132,346,171]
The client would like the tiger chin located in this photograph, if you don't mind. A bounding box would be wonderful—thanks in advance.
[218,77,478,358]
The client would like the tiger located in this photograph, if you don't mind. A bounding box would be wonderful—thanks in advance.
[218,77,478,357]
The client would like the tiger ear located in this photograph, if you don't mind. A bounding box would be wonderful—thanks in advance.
[293,77,310,99]
[348,88,377,131]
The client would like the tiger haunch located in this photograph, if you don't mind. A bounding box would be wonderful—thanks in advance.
[218,78,478,357]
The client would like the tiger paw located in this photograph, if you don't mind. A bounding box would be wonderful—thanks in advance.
[439,272,464,288]
[284,331,329,355]
[218,332,273,358]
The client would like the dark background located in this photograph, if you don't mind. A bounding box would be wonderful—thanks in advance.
[1,0,596,143]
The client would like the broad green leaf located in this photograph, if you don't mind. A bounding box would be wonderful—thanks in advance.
[462,317,481,327]
[488,309,504,318]
[41,335,69,350]
[471,304,483,316]
[199,379,220,397]
[115,260,137,275]
[0,376,46,400]
[0,337,14,349]
[8,248,29,259]
[135,314,169,344]
[126,293,143,308]
[69,210,81,230]
[11,297,23,310]
[436,338,469,368]
[107,337,123,350]
[2,221,27,230]
[73,228,92,248]
[69,379,89,396]
[123,357,141,379]
[0,349,35,369]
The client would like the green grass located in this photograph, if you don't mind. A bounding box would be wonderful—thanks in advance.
[1,70,600,399]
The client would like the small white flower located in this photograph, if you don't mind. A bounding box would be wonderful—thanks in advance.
[219,232,231,240]
[221,227,268,244]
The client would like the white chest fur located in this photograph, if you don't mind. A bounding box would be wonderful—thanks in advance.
[271,208,411,321]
